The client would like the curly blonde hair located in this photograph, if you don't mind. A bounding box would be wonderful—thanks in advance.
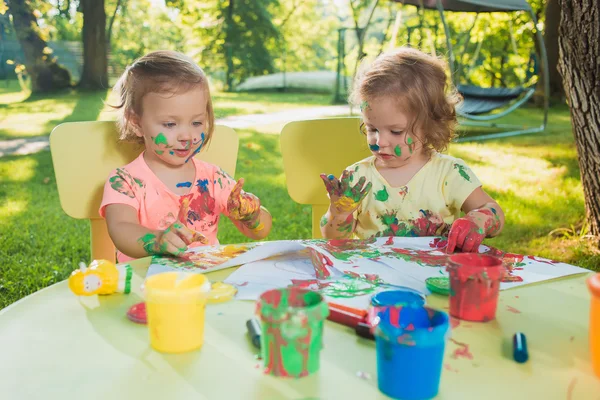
[111,50,215,147]
[350,47,461,153]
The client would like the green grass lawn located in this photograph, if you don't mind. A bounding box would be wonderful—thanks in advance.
[0,87,598,310]
[0,80,332,140]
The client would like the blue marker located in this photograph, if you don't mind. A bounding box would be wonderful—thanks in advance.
[513,332,528,363]
[246,318,261,349]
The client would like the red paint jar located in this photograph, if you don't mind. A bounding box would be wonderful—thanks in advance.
[447,254,505,322]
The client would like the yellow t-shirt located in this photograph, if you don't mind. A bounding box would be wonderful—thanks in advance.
[348,153,482,239]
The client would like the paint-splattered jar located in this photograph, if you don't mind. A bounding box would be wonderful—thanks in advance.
[256,288,329,378]
[587,273,600,378]
[447,254,505,322]
[374,306,450,400]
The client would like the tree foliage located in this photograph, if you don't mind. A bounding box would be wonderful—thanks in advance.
[5,0,558,91]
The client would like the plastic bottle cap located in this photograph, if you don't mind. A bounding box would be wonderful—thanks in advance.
[588,273,600,298]
[426,277,450,296]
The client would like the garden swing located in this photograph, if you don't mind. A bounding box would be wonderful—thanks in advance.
[394,0,550,141]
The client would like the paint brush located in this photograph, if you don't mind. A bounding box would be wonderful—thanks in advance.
[327,302,368,328]
[327,307,364,328]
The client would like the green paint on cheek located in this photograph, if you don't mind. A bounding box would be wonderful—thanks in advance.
[374,187,389,202]
[155,150,164,155]
[360,100,369,111]
[394,145,402,156]
[407,137,414,154]
[154,132,168,146]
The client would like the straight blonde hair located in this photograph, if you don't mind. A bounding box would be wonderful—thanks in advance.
[111,50,215,148]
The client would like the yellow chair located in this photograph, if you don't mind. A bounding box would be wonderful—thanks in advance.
[280,117,371,238]
[50,121,239,263]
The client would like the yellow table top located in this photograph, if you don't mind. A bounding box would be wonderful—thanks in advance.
[0,257,598,400]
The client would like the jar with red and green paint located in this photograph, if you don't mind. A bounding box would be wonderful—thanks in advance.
[256,288,329,378]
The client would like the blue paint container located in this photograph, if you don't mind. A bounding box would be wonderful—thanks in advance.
[367,289,426,326]
[374,306,450,400]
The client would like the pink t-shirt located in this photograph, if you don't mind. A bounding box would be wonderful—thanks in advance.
[99,152,235,262]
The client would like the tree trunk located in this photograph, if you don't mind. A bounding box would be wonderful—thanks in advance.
[558,0,600,241]
[106,0,124,51]
[350,0,380,81]
[8,0,71,93]
[544,0,565,101]
[225,0,234,91]
[80,0,108,89]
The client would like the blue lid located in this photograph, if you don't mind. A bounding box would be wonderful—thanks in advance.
[371,289,426,308]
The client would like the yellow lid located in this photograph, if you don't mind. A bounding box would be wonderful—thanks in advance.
[207,282,237,304]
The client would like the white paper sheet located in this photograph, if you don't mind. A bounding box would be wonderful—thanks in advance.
[147,237,590,308]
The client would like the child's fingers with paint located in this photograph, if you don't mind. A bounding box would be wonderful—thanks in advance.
[339,169,352,189]
[319,173,340,197]
[321,170,371,215]
[170,222,207,246]
[156,228,189,256]
[461,233,484,253]
[447,218,481,253]
[227,178,261,221]
[353,176,372,202]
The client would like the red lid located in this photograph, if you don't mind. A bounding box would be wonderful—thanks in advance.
[126,302,147,324]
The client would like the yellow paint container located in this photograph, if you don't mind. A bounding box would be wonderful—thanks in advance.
[145,272,210,353]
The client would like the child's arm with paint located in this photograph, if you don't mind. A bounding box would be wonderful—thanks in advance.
[226,178,272,240]
[446,188,505,253]
[319,170,372,239]
[104,204,207,258]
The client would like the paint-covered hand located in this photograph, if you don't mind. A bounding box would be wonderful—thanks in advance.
[227,178,261,227]
[139,222,207,257]
[320,170,372,215]
[447,207,502,253]
[446,218,485,253]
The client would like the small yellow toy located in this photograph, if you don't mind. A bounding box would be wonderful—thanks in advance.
[69,259,132,296]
